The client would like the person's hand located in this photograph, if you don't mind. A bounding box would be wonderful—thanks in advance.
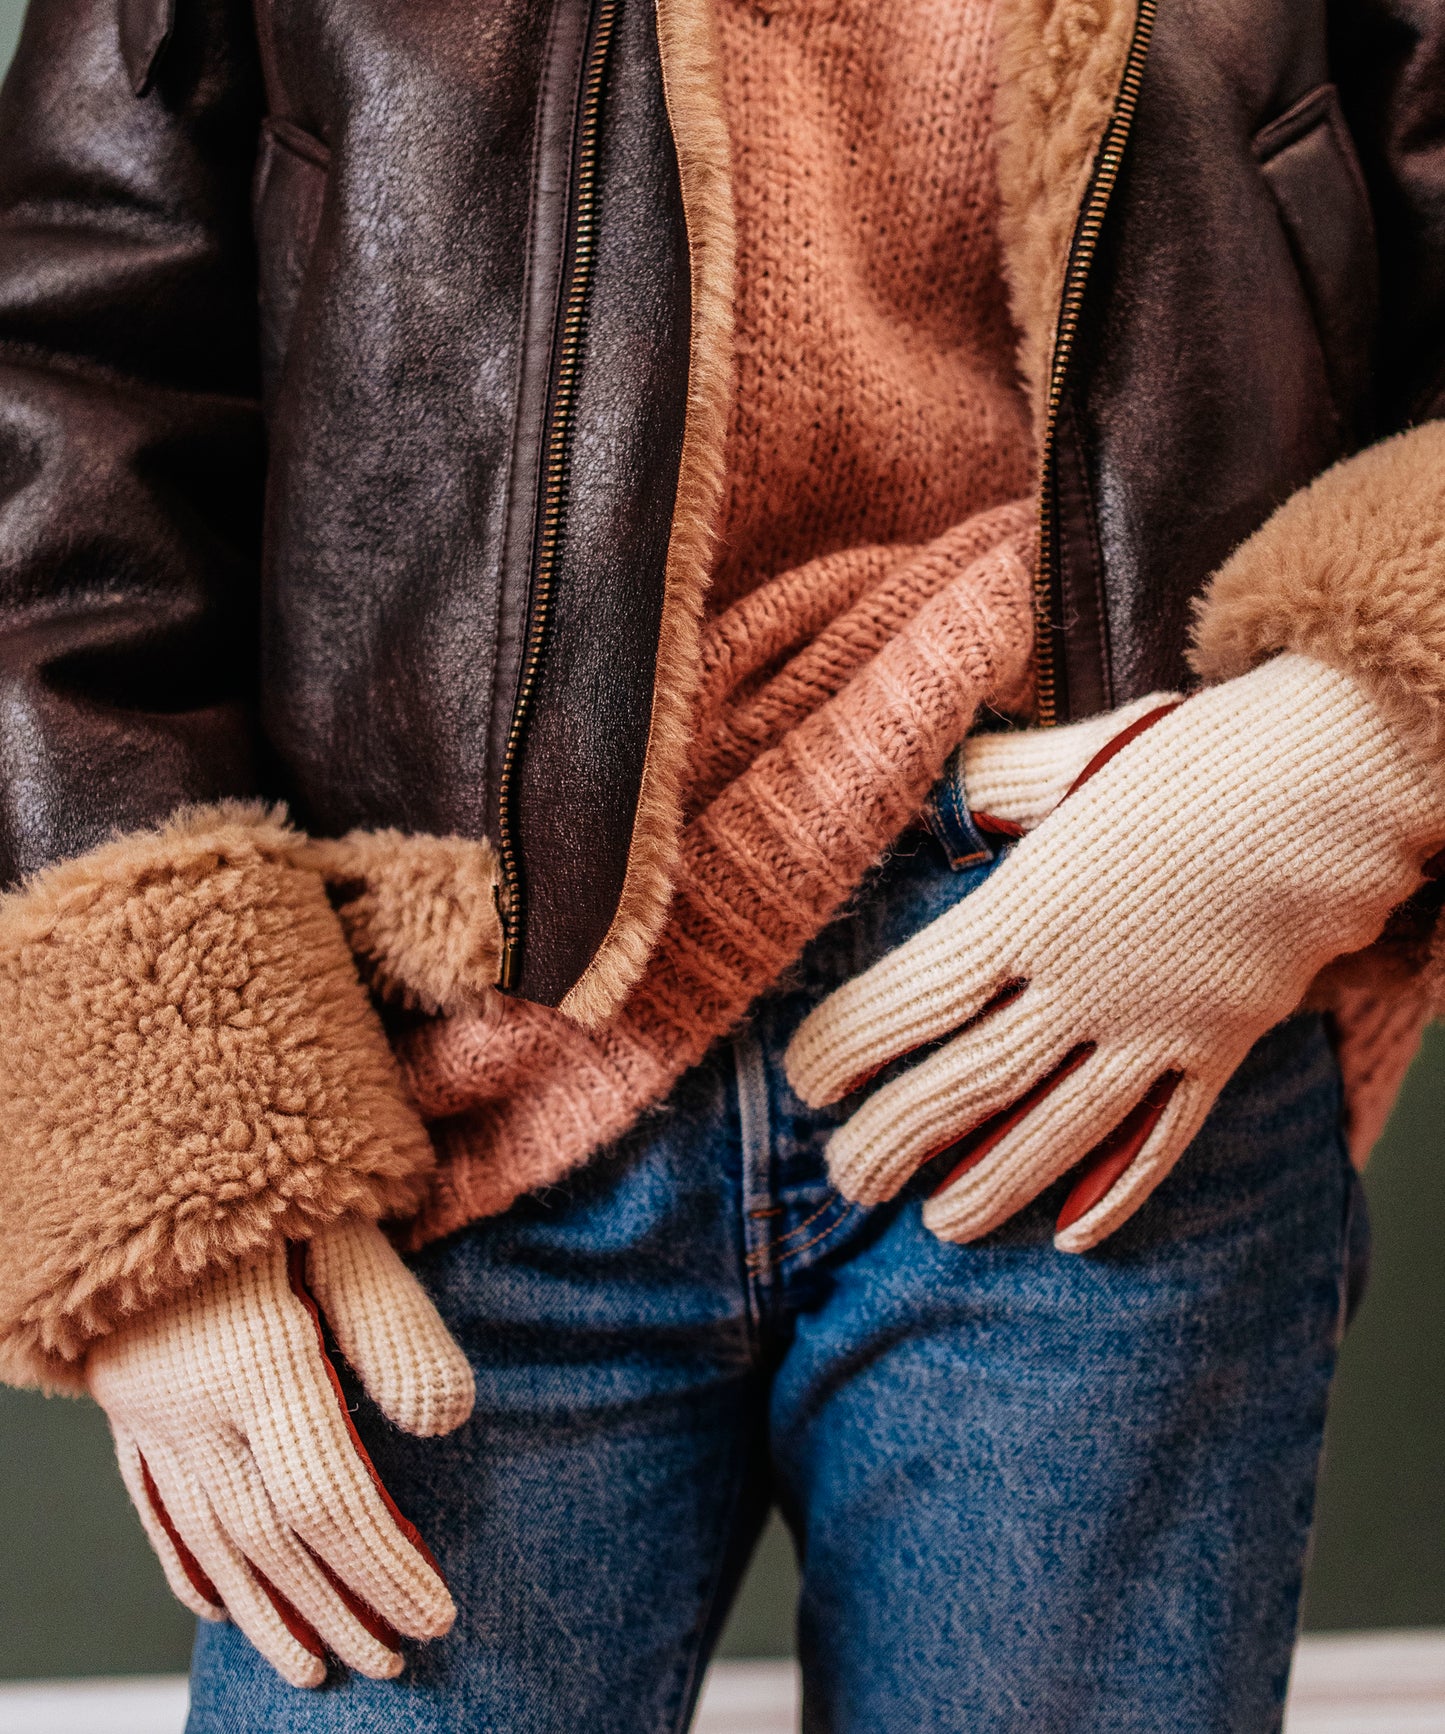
[959,688,1183,834]
[786,654,1445,1251]
[88,1216,474,1687]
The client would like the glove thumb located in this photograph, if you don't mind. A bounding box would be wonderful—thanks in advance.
[962,690,1181,831]
[302,1218,475,1438]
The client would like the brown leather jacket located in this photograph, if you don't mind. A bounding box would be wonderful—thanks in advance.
[0,0,1442,1011]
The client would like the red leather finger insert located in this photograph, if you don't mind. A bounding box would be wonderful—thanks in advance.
[249,1559,327,1660]
[1063,701,1184,802]
[139,1453,223,1612]
[1055,1070,1184,1233]
[141,1444,329,1663]
[307,1544,405,1652]
[287,1243,448,1585]
[929,1042,1097,1194]
[972,812,1026,839]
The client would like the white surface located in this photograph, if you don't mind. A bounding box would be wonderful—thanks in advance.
[5,1636,1445,1733]
[1286,1631,1445,1733]
[696,1662,801,1732]
[0,1674,188,1734]
[0,1665,800,1734]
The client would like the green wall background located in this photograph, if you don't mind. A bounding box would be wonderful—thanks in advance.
[0,0,1443,1677]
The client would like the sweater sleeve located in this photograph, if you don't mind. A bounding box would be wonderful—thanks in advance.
[396,502,1038,1239]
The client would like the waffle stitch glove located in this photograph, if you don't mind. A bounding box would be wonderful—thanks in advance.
[785,653,1445,1252]
[87,1217,474,1688]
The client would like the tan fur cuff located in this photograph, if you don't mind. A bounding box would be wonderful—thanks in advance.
[0,804,436,1391]
[1190,421,1445,766]
[300,829,502,1016]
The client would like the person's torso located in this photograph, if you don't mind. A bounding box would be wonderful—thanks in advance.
[87,0,1431,999]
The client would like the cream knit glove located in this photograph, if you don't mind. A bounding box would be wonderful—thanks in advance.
[786,654,1445,1251]
[961,689,1182,832]
[87,1217,474,1688]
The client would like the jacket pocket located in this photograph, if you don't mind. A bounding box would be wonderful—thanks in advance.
[252,118,331,413]
[118,0,175,96]
[1253,84,1378,431]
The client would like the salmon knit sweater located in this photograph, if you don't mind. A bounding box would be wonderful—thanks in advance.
[401,0,1036,1241]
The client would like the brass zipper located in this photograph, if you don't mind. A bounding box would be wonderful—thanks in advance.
[495,0,619,990]
[1033,0,1157,728]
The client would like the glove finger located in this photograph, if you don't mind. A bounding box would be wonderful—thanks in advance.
[253,1279,457,1641]
[785,893,1014,1107]
[1054,1070,1185,1237]
[255,1402,456,1644]
[1054,1074,1218,1253]
[921,1047,1150,1243]
[138,1439,328,1690]
[822,990,1068,1203]
[111,1429,224,1623]
[1058,699,1185,802]
[304,1221,475,1438]
[199,1433,406,1681]
[962,691,1182,830]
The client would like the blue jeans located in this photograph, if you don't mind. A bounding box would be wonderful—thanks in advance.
[188,830,1366,1733]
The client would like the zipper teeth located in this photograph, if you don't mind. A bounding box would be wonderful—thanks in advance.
[1033,0,1158,728]
[496,0,618,989]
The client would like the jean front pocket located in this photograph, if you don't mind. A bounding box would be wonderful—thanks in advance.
[923,742,998,870]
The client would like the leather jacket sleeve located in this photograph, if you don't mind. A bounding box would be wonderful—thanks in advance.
[0,0,267,888]
[1333,0,1445,427]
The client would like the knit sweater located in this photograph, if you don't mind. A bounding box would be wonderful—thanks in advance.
[399,0,1037,1239]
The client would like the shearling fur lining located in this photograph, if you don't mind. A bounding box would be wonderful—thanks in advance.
[1190,422,1445,766]
[0,805,435,1391]
[300,829,502,1016]
[557,0,736,1028]
[993,0,1140,430]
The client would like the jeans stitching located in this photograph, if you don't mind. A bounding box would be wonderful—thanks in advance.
[772,1194,861,1270]
[753,1192,835,1260]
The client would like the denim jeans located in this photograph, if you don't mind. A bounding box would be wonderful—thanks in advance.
[188,826,1366,1734]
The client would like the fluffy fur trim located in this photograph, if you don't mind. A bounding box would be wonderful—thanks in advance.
[558,0,736,1028]
[1190,422,1445,765]
[993,0,1141,429]
[0,804,435,1391]
[300,830,502,1016]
